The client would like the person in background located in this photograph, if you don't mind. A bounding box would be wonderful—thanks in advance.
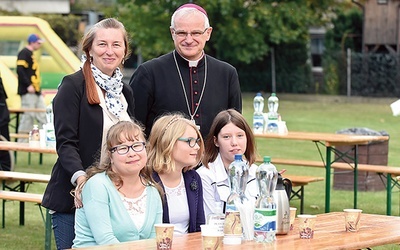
[147,113,205,234]
[73,121,163,248]
[42,18,135,250]
[129,3,242,139]
[197,109,259,218]
[0,74,11,171]
[16,33,47,137]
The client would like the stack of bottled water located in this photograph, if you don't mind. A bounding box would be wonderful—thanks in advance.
[266,93,279,134]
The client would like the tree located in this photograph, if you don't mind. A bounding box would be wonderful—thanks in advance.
[110,0,353,92]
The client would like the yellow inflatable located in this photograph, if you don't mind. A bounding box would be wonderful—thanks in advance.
[0,16,80,108]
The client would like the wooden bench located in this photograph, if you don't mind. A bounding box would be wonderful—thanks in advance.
[9,133,29,140]
[0,190,51,250]
[9,133,44,165]
[0,171,52,250]
[283,174,324,214]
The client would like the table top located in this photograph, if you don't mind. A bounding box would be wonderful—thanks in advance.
[73,212,400,250]
[9,108,46,113]
[0,141,56,154]
[255,131,389,146]
[0,171,50,183]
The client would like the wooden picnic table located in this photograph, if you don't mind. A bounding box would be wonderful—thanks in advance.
[255,131,390,213]
[69,212,400,250]
[8,108,46,134]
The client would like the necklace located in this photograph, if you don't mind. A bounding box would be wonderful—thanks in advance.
[173,50,207,126]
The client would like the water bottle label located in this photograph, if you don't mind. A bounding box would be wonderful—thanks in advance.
[266,121,278,134]
[225,204,237,212]
[254,208,276,231]
[253,115,264,134]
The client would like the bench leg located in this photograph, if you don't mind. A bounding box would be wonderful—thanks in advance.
[44,209,52,250]
[290,186,305,214]
[19,182,26,226]
[2,198,4,228]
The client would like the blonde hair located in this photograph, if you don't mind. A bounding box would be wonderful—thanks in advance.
[147,113,204,174]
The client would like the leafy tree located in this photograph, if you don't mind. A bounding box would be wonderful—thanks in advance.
[109,0,353,92]
[112,1,342,63]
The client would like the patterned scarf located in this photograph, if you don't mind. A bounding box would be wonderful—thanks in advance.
[81,55,124,118]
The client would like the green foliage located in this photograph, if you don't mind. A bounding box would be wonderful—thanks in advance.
[113,0,344,66]
[35,14,82,47]
[322,7,362,95]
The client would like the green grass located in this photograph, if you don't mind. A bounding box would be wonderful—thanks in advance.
[2,93,400,249]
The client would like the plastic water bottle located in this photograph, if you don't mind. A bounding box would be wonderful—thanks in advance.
[224,154,249,245]
[44,102,56,148]
[254,156,278,243]
[46,102,54,124]
[253,93,264,134]
[266,93,279,133]
[267,93,279,114]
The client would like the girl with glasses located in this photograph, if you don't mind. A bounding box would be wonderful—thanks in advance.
[147,113,205,234]
[72,121,163,247]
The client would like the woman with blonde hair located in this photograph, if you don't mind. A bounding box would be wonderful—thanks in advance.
[147,113,205,234]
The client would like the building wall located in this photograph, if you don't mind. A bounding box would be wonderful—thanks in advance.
[364,0,400,46]
[0,0,70,14]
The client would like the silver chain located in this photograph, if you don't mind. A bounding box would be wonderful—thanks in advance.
[173,50,207,121]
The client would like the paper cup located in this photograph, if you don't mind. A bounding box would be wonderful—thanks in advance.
[290,207,297,230]
[155,223,174,250]
[298,214,316,239]
[344,209,362,232]
[201,225,223,250]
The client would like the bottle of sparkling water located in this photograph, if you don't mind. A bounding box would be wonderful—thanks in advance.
[253,93,264,134]
[254,156,278,243]
[266,93,279,133]
[224,154,250,245]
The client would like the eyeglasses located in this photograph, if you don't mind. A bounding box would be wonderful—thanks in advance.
[173,28,209,38]
[177,137,201,148]
[110,142,146,155]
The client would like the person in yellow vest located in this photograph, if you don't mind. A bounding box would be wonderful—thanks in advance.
[16,34,47,138]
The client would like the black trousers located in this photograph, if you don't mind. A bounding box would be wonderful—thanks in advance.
[0,124,11,171]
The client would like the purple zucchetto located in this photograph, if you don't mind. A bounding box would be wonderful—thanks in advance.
[177,3,208,17]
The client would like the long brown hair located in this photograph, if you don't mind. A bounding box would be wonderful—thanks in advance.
[202,109,257,168]
[81,18,130,105]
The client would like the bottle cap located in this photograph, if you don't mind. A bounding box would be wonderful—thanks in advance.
[234,154,242,161]
[263,156,271,163]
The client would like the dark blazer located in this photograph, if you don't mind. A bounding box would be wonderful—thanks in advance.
[130,51,242,138]
[0,76,9,128]
[153,170,205,233]
[42,70,135,213]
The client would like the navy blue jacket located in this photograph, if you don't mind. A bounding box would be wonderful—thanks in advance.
[153,170,205,233]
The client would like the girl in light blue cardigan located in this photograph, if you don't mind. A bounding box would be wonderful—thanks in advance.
[72,121,163,248]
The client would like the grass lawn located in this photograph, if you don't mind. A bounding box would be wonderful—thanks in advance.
[2,93,400,249]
